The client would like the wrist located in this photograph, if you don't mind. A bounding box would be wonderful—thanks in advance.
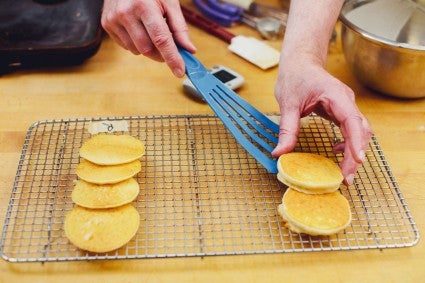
[280,41,328,68]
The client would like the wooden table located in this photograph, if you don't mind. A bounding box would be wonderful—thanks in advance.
[1,1,424,282]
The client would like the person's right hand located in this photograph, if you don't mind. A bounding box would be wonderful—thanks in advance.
[101,0,196,77]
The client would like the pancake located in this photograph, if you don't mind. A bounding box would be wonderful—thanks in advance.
[277,152,343,194]
[79,134,145,165]
[64,204,140,253]
[76,159,141,185]
[71,178,140,209]
[278,188,352,236]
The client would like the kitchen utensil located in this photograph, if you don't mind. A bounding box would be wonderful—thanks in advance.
[240,13,283,40]
[193,0,241,27]
[193,0,284,39]
[0,0,103,73]
[0,115,418,262]
[222,0,288,23]
[183,64,245,101]
[340,0,425,98]
[181,6,280,69]
[178,46,279,173]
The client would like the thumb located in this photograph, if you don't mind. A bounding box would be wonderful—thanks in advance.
[272,109,301,157]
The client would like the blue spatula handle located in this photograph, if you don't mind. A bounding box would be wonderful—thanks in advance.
[178,46,279,173]
[177,46,209,79]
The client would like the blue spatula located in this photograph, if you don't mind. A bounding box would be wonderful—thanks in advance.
[178,47,279,173]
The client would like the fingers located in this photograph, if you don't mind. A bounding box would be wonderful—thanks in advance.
[327,101,372,184]
[106,26,140,55]
[332,141,345,154]
[273,62,371,186]
[338,147,359,186]
[342,115,371,161]
[340,115,372,184]
[137,2,184,76]
[102,1,140,54]
[161,4,197,76]
[316,80,372,185]
[272,108,301,158]
[101,0,196,78]
[168,5,197,53]
[119,11,163,61]
[139,2,196,77]
[329,91,370,164]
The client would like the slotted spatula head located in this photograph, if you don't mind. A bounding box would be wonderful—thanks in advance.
[178,47,279,173]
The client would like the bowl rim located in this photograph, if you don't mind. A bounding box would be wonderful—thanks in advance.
[339,1,425,52]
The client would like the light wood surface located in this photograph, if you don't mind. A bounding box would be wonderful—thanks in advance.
[1,1,424,282]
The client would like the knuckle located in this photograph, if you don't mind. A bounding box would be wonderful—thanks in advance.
[100,18,109,31]
[115,10,132,26]
[278,127,296,136]
[114,4,131,19]
[101,13,114,30]
[139,45,156,57]
[133,1,150,16]
[344,88,356,101]
[151,31,173,49]
[172,24,190,35]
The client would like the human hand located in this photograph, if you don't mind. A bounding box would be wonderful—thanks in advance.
[272,58,372,186]
[101,0,196,77]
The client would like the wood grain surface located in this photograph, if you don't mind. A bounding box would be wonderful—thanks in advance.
[0,1,424,282]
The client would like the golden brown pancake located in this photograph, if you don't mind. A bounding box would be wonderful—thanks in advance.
[277,152,343,194]
[64,204,140,253]
[278,188,352,236]
[76,159,141,185]
[79,134,145,165]
[71,178,140,209]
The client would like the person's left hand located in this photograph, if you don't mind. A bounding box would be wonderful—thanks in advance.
[101,0,196,77]
[272,57,372,186]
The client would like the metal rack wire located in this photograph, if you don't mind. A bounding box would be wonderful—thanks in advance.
[0,114,419,262]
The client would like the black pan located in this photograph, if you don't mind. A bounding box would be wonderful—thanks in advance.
[0,0,103,73]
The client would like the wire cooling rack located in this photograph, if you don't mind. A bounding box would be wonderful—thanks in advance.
[0,114,419,262]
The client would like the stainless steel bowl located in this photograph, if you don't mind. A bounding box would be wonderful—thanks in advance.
[340,0,425,98]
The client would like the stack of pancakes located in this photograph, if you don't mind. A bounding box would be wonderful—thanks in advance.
[64,134,145,253]
[276,153,352,236]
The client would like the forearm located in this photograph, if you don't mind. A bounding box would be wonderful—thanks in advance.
[281,0,343,66]
[274,0,372,185]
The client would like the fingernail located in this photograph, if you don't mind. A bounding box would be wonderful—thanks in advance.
[173,67,185,78]
[358,150,366,162]
[189,42,197,52]
[271,148,279,158]
[345,174,354,185]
